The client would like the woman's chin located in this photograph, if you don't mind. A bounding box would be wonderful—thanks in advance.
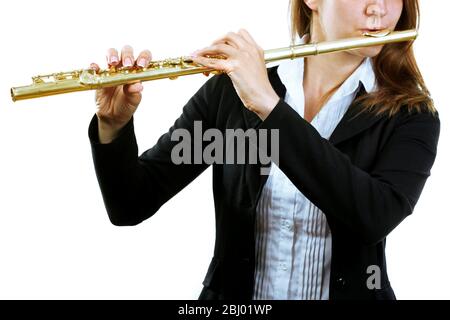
[353,45,384,58]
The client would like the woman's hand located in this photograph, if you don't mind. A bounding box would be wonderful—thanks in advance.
[90,45,151,143]
[190,29,280,121]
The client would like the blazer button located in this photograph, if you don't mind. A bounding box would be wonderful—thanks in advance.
[335,277,346,290]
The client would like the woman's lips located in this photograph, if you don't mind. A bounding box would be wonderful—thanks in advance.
[361,28,389,34]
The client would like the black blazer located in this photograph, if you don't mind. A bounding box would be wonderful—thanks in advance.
[88,65,440,300]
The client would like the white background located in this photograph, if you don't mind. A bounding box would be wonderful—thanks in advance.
[0,0,448,299]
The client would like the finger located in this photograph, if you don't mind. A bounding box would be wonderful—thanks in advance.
[121,45,135,67]
[90,63,100,74]
[136,49,152,68]
[212,31,247,49]
[107,48,120,66]
[194,43,237,59]
[237,28,257,45]
[191,55,228,72]
[238,28,264,55]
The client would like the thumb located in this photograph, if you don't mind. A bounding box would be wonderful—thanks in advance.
[124,82,144,94]
[123,82,144,106]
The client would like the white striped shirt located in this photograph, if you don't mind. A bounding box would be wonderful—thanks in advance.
[252,36,376,300]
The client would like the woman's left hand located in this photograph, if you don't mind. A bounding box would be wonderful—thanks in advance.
[190,29,280,121]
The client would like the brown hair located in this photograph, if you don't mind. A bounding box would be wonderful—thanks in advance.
[289,0,437,118]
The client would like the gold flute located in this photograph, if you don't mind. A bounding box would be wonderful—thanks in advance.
[10,29,417,102]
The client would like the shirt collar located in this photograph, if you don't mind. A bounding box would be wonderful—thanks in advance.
[277,33,377,101]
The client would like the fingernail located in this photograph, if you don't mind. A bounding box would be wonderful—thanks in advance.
[124,58,133,67]
[110,56,119,64]
[137,58,146,67]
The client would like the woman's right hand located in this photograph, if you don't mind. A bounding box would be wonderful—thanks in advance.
[90,45,152,143]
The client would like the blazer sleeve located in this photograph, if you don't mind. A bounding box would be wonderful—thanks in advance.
[258,99,441,245]
[88,75,224,226]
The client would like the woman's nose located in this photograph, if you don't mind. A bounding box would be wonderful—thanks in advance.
[366,1,387,18]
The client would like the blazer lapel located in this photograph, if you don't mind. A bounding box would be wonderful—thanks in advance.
[247,67,385,146]
[328,81,385,146]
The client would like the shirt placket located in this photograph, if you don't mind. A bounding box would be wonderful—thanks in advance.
[273,165,296,299]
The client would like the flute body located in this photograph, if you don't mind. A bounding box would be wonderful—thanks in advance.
[10,29,417,102]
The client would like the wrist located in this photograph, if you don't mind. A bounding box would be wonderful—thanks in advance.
[97,117,125,144]
[255,90,280,121]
